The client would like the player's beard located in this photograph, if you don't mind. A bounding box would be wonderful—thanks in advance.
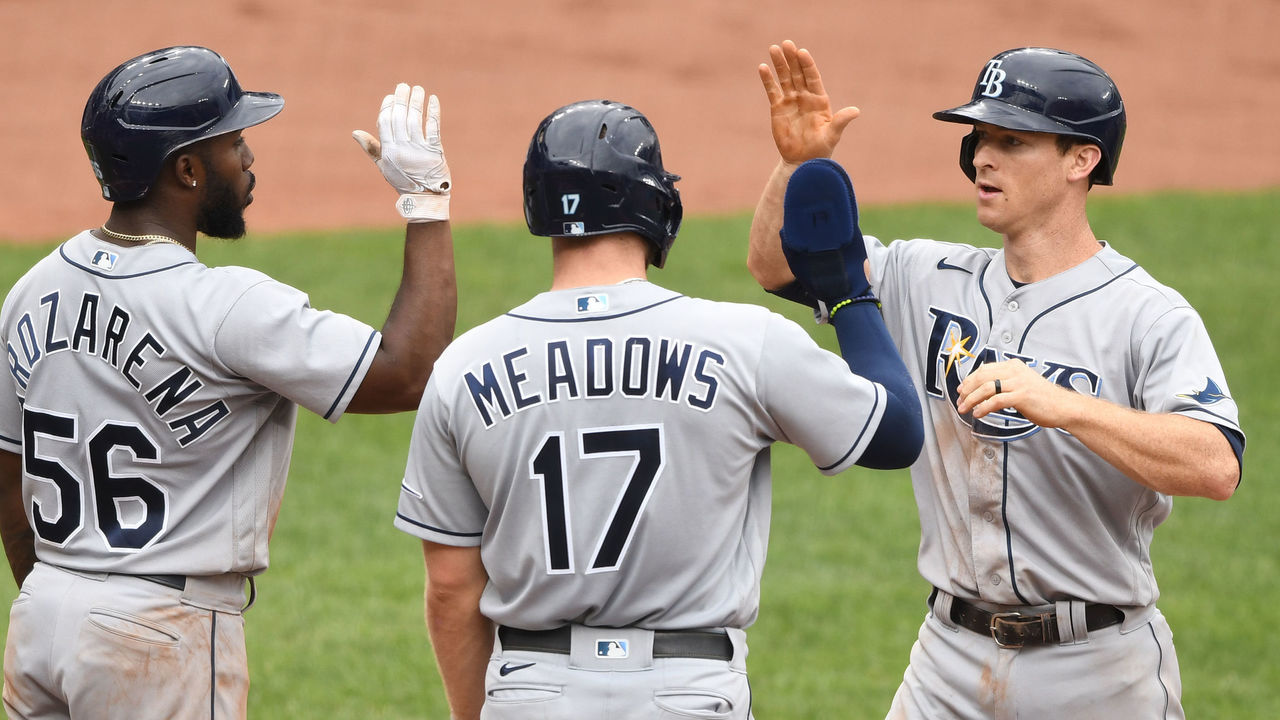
[195,166,249,240]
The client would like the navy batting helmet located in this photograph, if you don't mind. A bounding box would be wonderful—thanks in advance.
[81,46,284,202]
[933,47,1125,185]
[523,100,682,268]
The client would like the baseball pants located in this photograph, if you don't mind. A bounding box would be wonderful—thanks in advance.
[3,562,251,720]
[483,624,753,719]
[886,592,1184,720]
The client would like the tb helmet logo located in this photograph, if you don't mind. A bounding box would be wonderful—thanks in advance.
[979,59,1007,98]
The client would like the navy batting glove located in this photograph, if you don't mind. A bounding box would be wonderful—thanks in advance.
[780,159,874,322]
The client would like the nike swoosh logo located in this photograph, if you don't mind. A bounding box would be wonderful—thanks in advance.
[937,258,973,274]
[499,662,536,676]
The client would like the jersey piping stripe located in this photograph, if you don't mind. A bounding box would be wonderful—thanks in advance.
[209,611,218,720]
[0,431,18,446]
[323,331,378,420]
[59,245,196,279]
[505,295,684,323]
[395,512,483,538]
[817,384,883,472]
[1016,264,1139,354]
[1146,622,1173,718]
[1190,406,1242,430]
[976,256,996,327]
[1000,441,1032,605]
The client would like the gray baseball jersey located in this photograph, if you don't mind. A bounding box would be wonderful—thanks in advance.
[864,235,1243,608]
[396,279,886,631]
[0,232,379,576]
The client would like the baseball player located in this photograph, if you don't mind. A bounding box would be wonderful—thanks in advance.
[748,41,1245,719]
[393,99,924,719]
[0,46,457,719]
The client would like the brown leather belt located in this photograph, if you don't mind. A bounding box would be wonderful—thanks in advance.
[936,591,1123,648]
[498,625,733,661]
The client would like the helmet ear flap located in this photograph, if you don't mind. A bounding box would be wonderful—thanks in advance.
[650,183,682,268]
[958,131,979,183]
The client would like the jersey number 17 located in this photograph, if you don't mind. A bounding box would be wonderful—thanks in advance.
[529,424,664,575]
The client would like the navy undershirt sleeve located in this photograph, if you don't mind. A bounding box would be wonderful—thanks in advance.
[1216,424,1245,487]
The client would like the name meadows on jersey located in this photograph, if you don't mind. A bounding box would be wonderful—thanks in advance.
[462,335,727,428]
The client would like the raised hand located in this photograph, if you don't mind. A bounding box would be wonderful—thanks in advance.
[757,40,861,164]
[353,84,451,222]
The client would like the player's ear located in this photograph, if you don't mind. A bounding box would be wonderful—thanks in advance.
[166,149,203,193]
[1066,144,1101,185]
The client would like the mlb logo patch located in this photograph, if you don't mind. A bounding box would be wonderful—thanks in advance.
[595,639,629,659]
[563,221,585,235]
[91,250,118,271]
[576,294,608,313]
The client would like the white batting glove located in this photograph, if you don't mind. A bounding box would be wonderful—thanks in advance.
[352,83,451,222]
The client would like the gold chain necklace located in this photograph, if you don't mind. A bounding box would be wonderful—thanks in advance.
[99,225,188,249]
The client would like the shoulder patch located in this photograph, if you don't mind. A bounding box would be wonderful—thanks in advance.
[1177,377,1228,405]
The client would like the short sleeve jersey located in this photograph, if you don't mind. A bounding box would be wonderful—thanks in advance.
[864,236,1244,608]
[0,232,380,575]
[396,280,887,630]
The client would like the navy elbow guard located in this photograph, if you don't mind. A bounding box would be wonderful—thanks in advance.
[780,159,877,324]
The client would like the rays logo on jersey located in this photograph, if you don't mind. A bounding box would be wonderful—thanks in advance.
[1177,377,1229,405]
[576,294,608,313]
[924,307,1101,441]
[91,250,118,271]
[596,639,629,659]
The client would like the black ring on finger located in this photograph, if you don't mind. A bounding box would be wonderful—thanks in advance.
[993,379,1002,395]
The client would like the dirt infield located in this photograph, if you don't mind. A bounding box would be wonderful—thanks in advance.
[2,1,1277,244]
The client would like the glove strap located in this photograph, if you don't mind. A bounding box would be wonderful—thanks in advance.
[397,193,450,222]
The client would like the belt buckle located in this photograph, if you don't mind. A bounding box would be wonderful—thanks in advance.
[989,612,1030,648]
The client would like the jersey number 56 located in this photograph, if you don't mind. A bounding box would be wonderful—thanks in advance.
[23,407,168,552]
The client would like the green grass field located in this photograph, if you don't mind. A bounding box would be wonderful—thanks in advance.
[0,189,1276,718]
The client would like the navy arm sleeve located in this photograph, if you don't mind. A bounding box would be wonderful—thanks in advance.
[829,301,923,469]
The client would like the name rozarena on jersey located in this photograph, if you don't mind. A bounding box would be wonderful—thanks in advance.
[463,335,725,428]
[925,306,1101,441]
[6,289,229,446]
